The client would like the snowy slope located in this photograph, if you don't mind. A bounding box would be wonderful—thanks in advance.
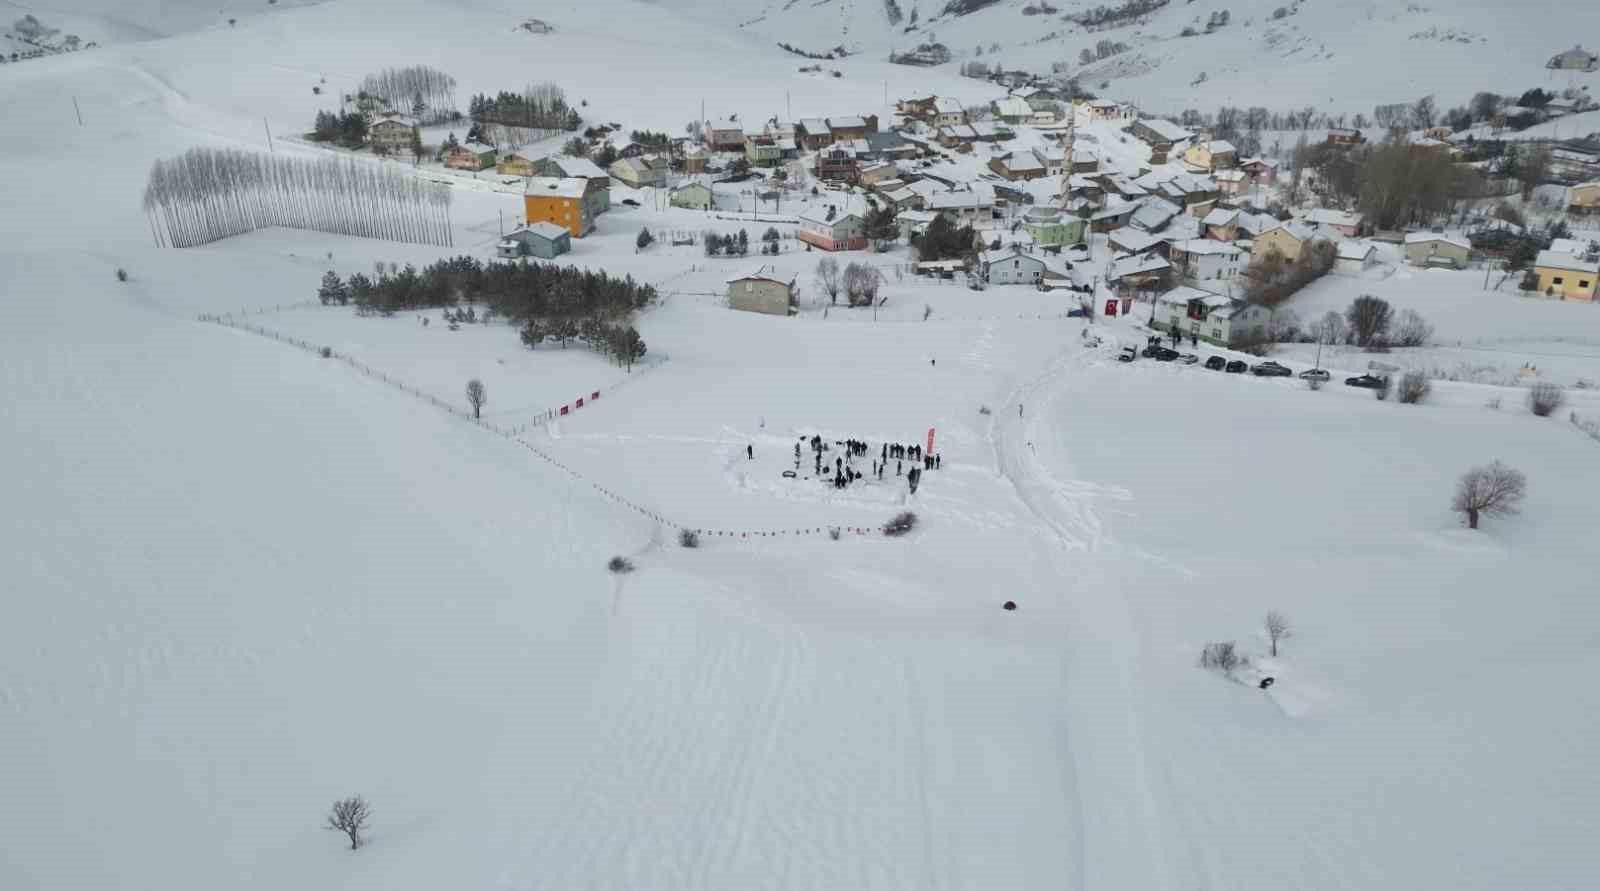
[3,0,1600,889]
[657,0,1600,115]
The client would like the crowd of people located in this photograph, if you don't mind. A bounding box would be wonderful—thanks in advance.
[779,434,943,492]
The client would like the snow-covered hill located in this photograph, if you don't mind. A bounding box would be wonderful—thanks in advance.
[657,0,1600,115]
[3,1,1600,889]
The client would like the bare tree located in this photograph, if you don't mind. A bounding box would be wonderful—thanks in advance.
[814,256,841,305]
[1397,370,1430,404]
[1452,460,1526,530]
[326,796,372,850]
[1264,611,1291,657]
[1410,94,1437,130]
[1315,310,1344,346]
[1345,295,1393,347]
[1392,309,1434,347]
[1528,382,1565,416]
[1199,641,1244,674]
[1520,147,1551,202]
[465,378,486,419]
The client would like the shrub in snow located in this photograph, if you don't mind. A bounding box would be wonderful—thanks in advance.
[115,267,128,282]
[607,556,634,574]
[1393,309,1434,348]
[882,511,917,537]
[319,346,333,358]
[678,529,699,549]
[828,527,841,541]
[1397,371,1430,404]
[1199,641,1245,674]
[1528,382,1565,417]
[978,405,992,415]
[1452,460,1526,530]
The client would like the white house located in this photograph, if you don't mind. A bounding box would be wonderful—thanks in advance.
[1156,286,1271,347]
[797,207,867,251]
[932,96,966,127]
[1167,238,1244,282]
[980,247,1047,285]
[670,180,714,210]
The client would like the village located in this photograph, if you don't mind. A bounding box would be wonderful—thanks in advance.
[300,52,1600,374]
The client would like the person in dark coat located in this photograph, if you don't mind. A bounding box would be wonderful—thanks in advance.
[935,453,941,469]
[896,460,902,476]
[747,444,753,460]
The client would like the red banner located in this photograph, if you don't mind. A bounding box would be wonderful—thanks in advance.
[575,397,584,408]
[926,427,936,454]
[592,391,600,400]
[559,405,569,416]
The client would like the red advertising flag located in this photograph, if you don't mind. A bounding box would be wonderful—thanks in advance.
[591,391,600,400]
[1105,299,1119,317]
[926,427,936,454]
[575,397,584,408]
[559,405,569,416]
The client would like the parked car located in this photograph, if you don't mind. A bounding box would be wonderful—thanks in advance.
[1225,359,1248,373]
[1251,361,1293,377]
[1152,347,1180,361]
[1178,353,1199,365]
[1204,356,1227,370]
[1117,346,1137,362]
[1299,368,1331,382]
[1067,306,1091,318]
[621,198,640,207]
[1066,244,1091,262]
[1345,373,1389,389]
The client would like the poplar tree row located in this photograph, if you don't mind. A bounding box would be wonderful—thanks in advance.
[359,65,458,124]
[143,148,453,248]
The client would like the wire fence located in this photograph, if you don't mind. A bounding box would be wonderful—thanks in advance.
[197,312,888,541]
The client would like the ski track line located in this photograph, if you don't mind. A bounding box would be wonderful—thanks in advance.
[991,340,1178,891]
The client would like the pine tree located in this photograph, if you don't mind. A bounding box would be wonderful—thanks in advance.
[317,270,348,305]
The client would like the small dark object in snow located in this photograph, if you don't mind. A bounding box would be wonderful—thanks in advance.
[1259,677,1275,689]
[1003,601,1017,611]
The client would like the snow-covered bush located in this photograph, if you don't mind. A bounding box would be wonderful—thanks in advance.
[1199,641,1245,674]
[607,556,634,574]
[1528,382,1565,417]
[115,267,128,282]
[882,511,917,537]
[1397,371,1430,404]
[678,529,699,549]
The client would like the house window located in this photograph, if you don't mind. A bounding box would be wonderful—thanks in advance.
[1211,328,1223,339]
[1582,280,1592,289]
[1554,277,1565,285]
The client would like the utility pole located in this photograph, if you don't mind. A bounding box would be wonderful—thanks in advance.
[72,96,83,126]
[263,117,274,153]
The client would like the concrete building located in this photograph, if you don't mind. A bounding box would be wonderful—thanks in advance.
[979,248,1048,285]
[670,180,714,211]
[1167,238,1244,283]
[726,269,797,315]
[797,207,867,252]
[1403,232,1471,269]
[1533,250,1599,300]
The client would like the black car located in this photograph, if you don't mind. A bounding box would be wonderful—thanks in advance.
[1152,347,1180,362]
[1204,356,1227,370]
[1251,361,1293,377]
[1225,360,1249,374]
[621,198,640,206]
[1345,374,1389,389]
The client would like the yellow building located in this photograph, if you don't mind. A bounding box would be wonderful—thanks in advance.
[1533,250,1599,301]
[1183,139,1237,173]
[1250,221,1315,263]
[523,177,596,238]
[1568,182,1600,214]
[496,152,537,177]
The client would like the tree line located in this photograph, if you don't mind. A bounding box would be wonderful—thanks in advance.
[316,257,652,368]
[142,148,452,249]
[1296,139,1496,229]
[309,110,371,149]
[358,66,458,124]
[468,83,581,131]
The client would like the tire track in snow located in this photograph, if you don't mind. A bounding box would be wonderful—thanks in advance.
[989,341,1178,891]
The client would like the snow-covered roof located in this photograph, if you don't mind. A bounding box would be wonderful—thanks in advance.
[1214,169,1246,183]
[507,221,570,242]
[1158,286,1232,308]
[999,153,1045,172]
[1089,99,1120,109]
[881,186,918,204]
[1266,220,1317,242]
[1404,231,1470,250]
[1011,87,1041,99]
[1108,227,1162,253]
[981,247,1044,265]
[993,97,1033,118]
[1336,240,1374,260]
[938,124,979,141]
[933,97,964,114]
[1169,238,1241,257]
[1133,118,1192,142]
[1303,208,1362,228]
[799,117,830,134]
[707,118,741,131]
[1023,205,1062,222]
[524,176,588,198]
[545,156,607,179]
[459,141,496,154]
[828,115,868,130]
[671,179,712,193]
[1549,237,1589,254]
[1535,250,1599,273]
[971,121,1007,138]
[1240,156,1279,169]
[373,114,418,128]
[1131,197,1182,231]
[797,206,863,227]
[727,269,795,286]
[1108,252,1171,279]
[898,209,939,224]
[1202,207,1239,226]
[927,190,992,211]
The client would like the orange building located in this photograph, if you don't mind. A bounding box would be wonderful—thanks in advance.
[523,176,600,238]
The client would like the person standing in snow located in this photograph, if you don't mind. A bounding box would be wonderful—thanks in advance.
[897,459,902,476]
[935,453,941,470]
[747,444,753,460]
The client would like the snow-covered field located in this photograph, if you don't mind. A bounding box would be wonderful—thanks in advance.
[4,1,1600,890]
